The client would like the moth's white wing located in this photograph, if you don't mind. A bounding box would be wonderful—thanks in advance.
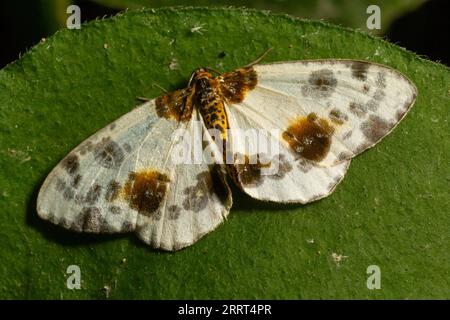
[37,100,232,251]
[37,100,166,234]
[251,60,417,166]
[225,101,351,203]
[135,109,232,251]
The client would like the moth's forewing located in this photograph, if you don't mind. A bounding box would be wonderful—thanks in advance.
[37,99,232,251]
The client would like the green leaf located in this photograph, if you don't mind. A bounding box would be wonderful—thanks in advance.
[0,7,448,299]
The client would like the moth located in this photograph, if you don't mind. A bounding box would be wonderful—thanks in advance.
[37,52,417,251]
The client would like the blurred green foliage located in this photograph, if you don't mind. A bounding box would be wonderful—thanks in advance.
[90,0,426,34]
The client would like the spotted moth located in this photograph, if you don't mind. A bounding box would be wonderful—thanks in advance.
[37,56,417,251]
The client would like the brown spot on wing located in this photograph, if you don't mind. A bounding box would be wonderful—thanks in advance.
[81,207,102,232]
[152,210,163,221]
[366,99,379,111]
[105,180,121,202]
[297,159,314,173]
[168,205,182,220]
[71,174,82,188]
[182,172,211,212]
[361,115,391,143]
[123,169,169,217]
[343,130,353,140]
[94,137,125,169]
[155,88,193,122]
[219,67,257,103]
[183,187,208,212]
[63,188,74,200]
[349,101,367,118]
[373,88,385,101]
[79,141,94,155]
[268,154,292,180]
[231,153,270,187]
[84,184,102,205]
[62,154,79,175]
[302,69,337,99]
[55,178,66,192]
[351,61,369,81]
[72,207,106,233]
[376,72,386,88]
[282,113,335,162]
[329,109,348,125]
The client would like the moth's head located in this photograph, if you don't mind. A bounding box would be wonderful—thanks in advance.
[188,68,214,86]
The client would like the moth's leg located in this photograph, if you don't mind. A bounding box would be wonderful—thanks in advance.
[136,97,151,103]
[204,67,222,76]
[152,82,168,93]
[136,83,169,103]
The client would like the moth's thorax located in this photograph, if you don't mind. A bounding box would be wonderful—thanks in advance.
[192,71,219,104]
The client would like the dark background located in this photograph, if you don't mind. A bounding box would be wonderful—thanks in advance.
[0,0,449,68]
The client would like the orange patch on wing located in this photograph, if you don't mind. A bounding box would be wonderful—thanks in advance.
[122,169,170,216]
[219,67,258,103]
[282,113,335,162]
[155,88,193,122]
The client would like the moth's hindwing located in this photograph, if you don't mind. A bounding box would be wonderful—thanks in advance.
[225,100,351,203]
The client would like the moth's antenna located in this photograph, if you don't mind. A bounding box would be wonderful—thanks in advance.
[188,71,197,86]
[205,67,222,75]
[152,82,168,93]
[244,47,274,67]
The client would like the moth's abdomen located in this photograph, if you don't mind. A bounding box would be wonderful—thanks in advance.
[192,74,227,138]
[199,99,229,142]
